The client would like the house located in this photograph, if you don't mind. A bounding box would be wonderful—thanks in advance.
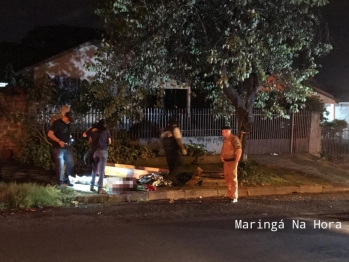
[18,41,99,86]
[311,86,336,121]
[18,41,194,111]
[0,42,100,155]
[334,101,349,140]
[336,102,349,123]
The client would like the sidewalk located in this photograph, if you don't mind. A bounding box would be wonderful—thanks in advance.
[1,153,349,204]
[71,183,349,204]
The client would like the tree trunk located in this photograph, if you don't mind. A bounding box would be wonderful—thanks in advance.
[236,107,252,158]
[223,73,259,160]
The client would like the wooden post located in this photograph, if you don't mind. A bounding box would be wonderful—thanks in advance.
[186,85,191,116]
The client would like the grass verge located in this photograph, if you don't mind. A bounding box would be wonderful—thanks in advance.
[0,182,75,210]
[182,160,318,186]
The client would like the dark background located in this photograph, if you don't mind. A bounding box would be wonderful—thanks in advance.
[0,0,348,100]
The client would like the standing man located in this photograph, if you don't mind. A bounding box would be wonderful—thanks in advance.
[50,105,71,174]
[48,111,75,187]
[221,126,242,203]
[161,116,187,185]
[50,105,70,125]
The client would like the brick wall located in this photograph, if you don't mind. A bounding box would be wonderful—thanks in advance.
[0,87,27,159]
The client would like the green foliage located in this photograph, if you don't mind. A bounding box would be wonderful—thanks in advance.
[0,183,65,209]
[185,140,210,164]
[12,136,54,170]
[186,141,208,158]
[321,119,348,133]
[94,0,332,132]
[4,75,57,170]
[107,139,155,164]
[4,74,100,170]
[238,159,274,186]
[304,95,327,113]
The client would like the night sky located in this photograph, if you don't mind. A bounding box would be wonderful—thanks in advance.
[0,0,348,99]
[0,0,103,43]
[315,0,349,100]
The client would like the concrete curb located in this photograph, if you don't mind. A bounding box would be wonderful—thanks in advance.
[72,185,349,204]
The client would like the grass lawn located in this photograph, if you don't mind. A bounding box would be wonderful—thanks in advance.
[175,161,332,187]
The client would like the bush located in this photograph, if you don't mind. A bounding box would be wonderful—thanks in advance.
[305,95,327,114]
[185,141,209,164]
[107,139,155,164]
[238,160,273,186]
[321,119,348,133]
[14,136,54,171]
[0,183,66,209]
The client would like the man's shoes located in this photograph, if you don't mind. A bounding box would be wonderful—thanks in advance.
[231,199,238,203]
[65,182,74,187]
[90,186,96,192]
[98,188,107,194]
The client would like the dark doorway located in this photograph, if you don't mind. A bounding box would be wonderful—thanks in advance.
[164,89,187,108]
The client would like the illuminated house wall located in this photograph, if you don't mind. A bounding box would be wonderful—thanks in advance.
[335,102,349,123]
[22,42,99,83]
[311,86,336,121]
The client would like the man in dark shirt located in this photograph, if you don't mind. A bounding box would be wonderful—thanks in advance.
[160,116,187,185]
[83,119,111,194]
[47,111,75,187]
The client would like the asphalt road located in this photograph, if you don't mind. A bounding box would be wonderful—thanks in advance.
[1,192,349,262]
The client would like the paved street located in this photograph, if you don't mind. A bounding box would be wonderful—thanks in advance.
[1,192,348,262]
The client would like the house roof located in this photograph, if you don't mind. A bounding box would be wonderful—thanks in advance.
[16,40,101,76]
[311,85,335,100]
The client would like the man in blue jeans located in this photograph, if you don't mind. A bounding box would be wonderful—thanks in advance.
[48,111,75,187]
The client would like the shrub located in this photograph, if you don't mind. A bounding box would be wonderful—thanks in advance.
[305,95,327,114]
[0,183,66,209]
[185,141,209,164]
[107,139,155,164]
[238,160,273,186]
[13,136,54,171]
[321,119,348,133]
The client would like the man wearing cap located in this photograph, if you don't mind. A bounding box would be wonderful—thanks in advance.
[48,111,75,187]
[221,126,242,203]
[161,116,187,185]
[50,105,70,126]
